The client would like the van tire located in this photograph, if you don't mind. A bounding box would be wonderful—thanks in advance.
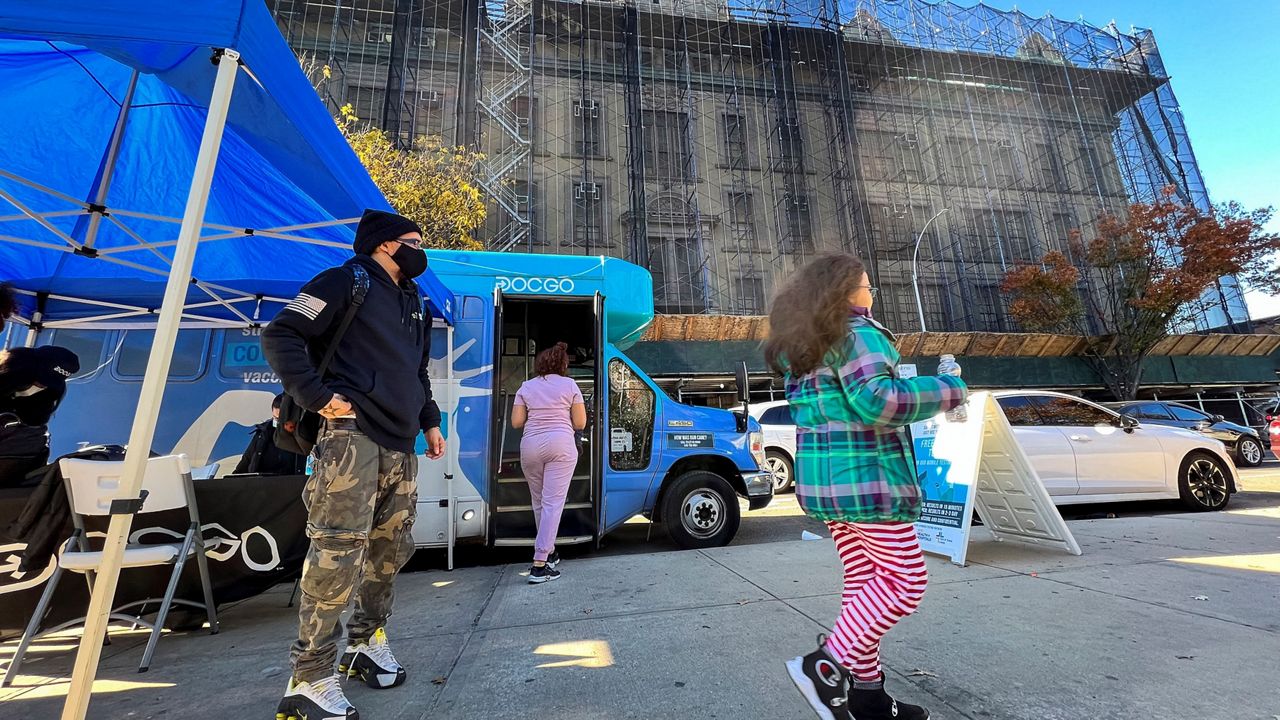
[661,471,741,549]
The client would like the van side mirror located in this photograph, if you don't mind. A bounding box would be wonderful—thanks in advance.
[734,361,750,404]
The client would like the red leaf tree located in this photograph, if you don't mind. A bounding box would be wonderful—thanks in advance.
[1001,187,1280,400]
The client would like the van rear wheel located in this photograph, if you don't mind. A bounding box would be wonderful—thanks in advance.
[662,471,741,549]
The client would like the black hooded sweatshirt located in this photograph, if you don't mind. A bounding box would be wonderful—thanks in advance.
[262,254,441,453]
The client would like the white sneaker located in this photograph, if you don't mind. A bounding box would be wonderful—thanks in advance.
[340,627,407,689]
[276,675,357,720]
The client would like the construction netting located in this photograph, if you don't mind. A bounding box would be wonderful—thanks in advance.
[267,0,1248,331]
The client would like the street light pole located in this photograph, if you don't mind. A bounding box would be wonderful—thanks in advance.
[912,207,949,333]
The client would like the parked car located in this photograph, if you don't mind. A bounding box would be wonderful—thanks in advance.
[1262,401,1280,450]
[748,391,1238,512]
[996,391,1237,511]
[1108,400,1265,467]
[748,400,796,493]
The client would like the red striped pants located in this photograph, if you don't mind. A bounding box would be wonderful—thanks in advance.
[822,521,928,681]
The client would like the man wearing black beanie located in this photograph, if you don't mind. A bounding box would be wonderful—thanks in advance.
[264,208,444,720]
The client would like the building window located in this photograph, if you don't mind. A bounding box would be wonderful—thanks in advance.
[351,85,386,129]
[725,190,757,250]
[649,236,707,313]
[990,139,1020,187]
[943,136,979,185]
[507,180,543,246]
[572,99,601,156]
[1081,138,1119,195]
[568,180,606,248]
[721,112,749,165]
[414,88,446,138]
[859,130,895,180]
[732,275,765,315]
[643,110,693,181]
[1048,212,1076,254]
[1033,141,1065,189]
[782,194,813,253]
[899,132,924,182]
[880,281,946,332]
[776,119,804,164]
[973,284,1009,332]
[869,204,933,259]
[997,211,1036,262]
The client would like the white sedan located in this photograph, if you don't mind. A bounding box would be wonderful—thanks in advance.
[748,400,797,493]
[993,391,1237,512]
[748,392,1237,511]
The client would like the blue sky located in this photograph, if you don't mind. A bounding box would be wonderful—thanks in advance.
[970,0,1280,317]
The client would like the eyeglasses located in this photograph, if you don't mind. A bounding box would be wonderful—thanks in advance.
[856,285,879,299]
[395,237,425,249]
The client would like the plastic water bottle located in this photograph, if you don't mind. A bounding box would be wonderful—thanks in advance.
[937,354,967,423]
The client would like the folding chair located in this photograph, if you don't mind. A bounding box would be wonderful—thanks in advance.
[3,454,219,686]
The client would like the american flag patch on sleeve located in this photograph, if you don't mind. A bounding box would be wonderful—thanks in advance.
[283,293,327,321]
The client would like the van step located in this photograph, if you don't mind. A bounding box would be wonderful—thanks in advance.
[496,502,592,513]
[498,475,591,484]
[493,536,593,547]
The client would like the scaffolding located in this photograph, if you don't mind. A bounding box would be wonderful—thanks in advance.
[269,0,1249,331]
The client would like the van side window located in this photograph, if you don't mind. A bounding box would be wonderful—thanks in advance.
[42,330,108,379]
[219,329,277,383]
[608,358,655,471]
[116,329,208,379]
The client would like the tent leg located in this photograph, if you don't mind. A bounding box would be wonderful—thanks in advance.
[60,47,241,720]
[446,325,455,572]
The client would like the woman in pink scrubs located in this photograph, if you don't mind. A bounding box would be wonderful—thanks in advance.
[511,342,587,583]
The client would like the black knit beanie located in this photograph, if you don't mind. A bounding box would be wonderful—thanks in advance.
[353,209,422,255]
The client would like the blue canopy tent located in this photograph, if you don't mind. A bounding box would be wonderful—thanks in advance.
[0,3,456,328]
[0,3,455,717]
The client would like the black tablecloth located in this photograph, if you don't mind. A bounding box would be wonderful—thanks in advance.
[0,474,308,640]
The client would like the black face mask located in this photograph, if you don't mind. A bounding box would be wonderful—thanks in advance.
[391,243,428,279]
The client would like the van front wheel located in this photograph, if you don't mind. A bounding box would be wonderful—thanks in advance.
[662,471,741,549]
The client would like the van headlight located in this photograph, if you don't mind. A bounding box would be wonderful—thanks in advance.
[750,431,766,469]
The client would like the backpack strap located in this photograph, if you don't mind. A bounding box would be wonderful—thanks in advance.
[315,265,370,376]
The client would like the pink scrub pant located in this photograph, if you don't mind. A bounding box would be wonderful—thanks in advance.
[520,432,578,562]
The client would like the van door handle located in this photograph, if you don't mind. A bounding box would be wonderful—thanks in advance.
[1069,435,1091,443]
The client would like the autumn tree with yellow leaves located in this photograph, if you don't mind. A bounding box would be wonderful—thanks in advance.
[306,58,486,250]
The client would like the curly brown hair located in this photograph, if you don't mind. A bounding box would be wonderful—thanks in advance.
[533,341,570,377]
[0,283,16,333]
[763,252,867,377]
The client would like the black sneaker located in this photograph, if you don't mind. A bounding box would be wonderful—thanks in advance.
[847,673,930,720]
[527,563,561,584]
[339,628,406,689]
[276,675,358,720]
[785,635,851,720]
[546,551,561,569]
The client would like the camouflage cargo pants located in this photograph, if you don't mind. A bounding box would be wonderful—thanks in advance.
[289,420,418,684]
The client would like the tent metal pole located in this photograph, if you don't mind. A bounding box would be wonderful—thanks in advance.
[23,311,40,347]
[446,324,456,571]
[24,293,47,347]
[60,48,240,720]
[84,70,139,250]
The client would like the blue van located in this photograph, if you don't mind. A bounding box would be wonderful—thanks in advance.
[32,251,772,556]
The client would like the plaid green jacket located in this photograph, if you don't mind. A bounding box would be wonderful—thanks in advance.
[784,315,968,523]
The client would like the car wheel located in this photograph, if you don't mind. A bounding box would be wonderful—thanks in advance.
[661,471,741,549]
[764,449,794,493]
[1178,452,1231,512]
[1235,437,1264,467]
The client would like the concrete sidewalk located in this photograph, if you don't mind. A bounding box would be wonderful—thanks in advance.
[2,505,1278,720]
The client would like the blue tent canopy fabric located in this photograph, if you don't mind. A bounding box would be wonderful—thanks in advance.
[0,1,456,326]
